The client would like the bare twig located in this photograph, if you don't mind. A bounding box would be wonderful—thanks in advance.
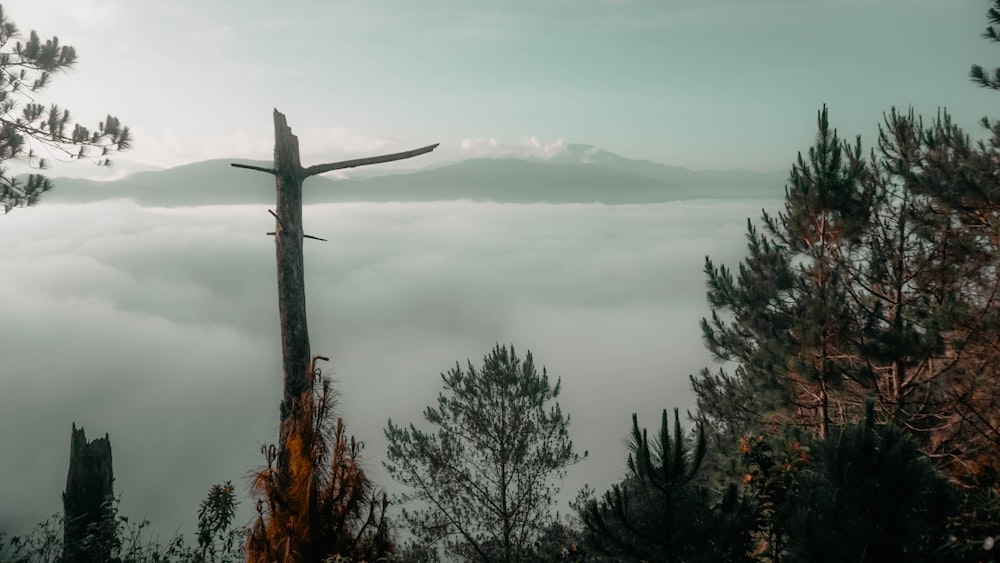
[267,209,285,229]
[304,234,327,242]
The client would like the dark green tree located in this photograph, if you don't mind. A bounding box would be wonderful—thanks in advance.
[578,409,755,563]
[785,400,956,563]
[695,105,870,443]
[687,105,1000,563]
[778,105,871,438]
[384,344,584,563]
[694,105,1000,484]
[0,4,130,213]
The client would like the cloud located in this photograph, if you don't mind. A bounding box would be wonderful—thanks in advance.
[0,197,781,542]
[5,0,125,33]
[460,136,567,160]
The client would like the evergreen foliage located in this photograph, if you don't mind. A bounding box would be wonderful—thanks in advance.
[578,409,755,563]
[971,0,1000,91]
[692,104,1000,487]
[384,344,584,563]
[695,105,870,448]
[785,401,956,562]
[691,81,1000,554]
[0,4,130,213]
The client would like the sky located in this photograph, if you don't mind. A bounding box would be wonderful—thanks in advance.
[3,0,1000,174]
[3,0,1000,550]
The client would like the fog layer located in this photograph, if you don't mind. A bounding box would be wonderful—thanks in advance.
[0,197,780,539]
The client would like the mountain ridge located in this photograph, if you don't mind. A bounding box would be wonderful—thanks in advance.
[40,145,788,207]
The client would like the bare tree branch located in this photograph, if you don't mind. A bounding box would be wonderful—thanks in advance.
[231,162,277,175]
[302,143,439,178]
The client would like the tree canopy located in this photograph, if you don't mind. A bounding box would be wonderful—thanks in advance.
[692,104,1000,488]
[384,344,584,562]
[0,5,130,213]
[578,409,755,563]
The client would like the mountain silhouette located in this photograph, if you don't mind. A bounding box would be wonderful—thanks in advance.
[40,147,787,207]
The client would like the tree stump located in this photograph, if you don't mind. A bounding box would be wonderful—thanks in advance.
[62,423,115,563]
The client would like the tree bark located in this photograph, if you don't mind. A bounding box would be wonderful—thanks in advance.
[232,109,437,469]
[271,110,311,427]
[62,423,115,563]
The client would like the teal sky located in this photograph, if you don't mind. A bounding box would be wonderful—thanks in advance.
[6,0,1000,172]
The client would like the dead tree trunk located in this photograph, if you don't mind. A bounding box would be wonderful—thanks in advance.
[270,111,310,423]
[232,109,437,462]
[62,423,115,563]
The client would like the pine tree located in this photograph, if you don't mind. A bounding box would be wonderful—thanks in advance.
[848,109,940,425]
[842,108,1000,475]
[384,344,584,563]
[785,400,956,562]
[695,105,870,442]
[578,409,755,563]
[777,105,871,437]
[0,5,130,213]
[692,104,1000,561]
[694,105,1000,485]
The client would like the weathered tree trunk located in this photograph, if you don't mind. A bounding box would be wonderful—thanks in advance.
[62,423,115,563]
[271,111,311,426]
[231,109,437,467]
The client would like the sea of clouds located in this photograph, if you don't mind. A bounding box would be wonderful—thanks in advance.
[0,196,782,541]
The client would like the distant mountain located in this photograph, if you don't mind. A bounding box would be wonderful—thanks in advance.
[41,159,337,207]
[335,158,684,204]
[40,148,788,207]
[546,143,788,195]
